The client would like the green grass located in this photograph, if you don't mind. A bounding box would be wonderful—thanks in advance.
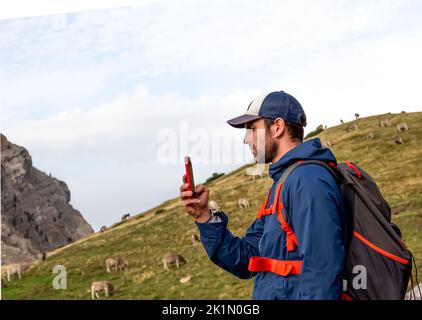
[2,112,421,299]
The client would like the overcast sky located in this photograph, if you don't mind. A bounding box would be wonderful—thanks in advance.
[1,0,421,230]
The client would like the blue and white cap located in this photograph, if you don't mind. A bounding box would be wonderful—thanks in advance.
[227,90,307,128]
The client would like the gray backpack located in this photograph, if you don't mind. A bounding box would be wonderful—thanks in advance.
[282,160,415,300]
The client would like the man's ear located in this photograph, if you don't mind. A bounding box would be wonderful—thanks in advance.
[273,118,286,139]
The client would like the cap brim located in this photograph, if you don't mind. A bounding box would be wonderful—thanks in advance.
[227,114,262,128]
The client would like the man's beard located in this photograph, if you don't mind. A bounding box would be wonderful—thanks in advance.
[255,134,278,164]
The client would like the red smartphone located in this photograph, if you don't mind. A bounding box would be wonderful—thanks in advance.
[184,156,196,196]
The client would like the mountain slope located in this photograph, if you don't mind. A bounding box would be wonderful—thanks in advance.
[2,112,421,299]
[1,134,93,265]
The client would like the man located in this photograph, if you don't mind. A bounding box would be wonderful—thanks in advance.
[179,91,347,300]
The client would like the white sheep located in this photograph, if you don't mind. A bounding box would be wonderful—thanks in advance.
[396,122,408,132]
[105,257,128,273]
[6,264,22,281]
[238,198,250,209]
[246,164,265,181]
[90,281,114,299]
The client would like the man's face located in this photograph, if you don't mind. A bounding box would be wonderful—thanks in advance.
[244,118,278,163]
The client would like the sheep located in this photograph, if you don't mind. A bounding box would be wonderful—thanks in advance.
[238,198,250,209]
[366,132,375,141]
[394,137,404,145]
[6,264,22,281]
[396,122,408,132]
[100,226,107,233]
[105,257,128,273]
[90,281,114,299]
[162,254,186,271]
[405,283,422,300]
[347,123,358,132]
[180,275,192,284]
[378,119,391,128]
[322,140,331,149]
[191,234,200,246]
[121,213,130,221]
[246,164,265,181]
[209,200,220,211]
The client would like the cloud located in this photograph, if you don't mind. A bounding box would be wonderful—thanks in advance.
[2,0,420,127]
[282,31,422,130]
[4,84,253,155]
[0,0,177,20]
[2,1,419,76]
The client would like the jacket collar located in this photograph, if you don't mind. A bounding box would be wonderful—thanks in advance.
[268,138,337,182]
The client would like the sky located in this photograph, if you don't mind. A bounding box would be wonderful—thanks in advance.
[1,0,422,230]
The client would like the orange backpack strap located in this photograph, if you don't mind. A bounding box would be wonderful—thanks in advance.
[248,256,302,276]
[272,180,298,252]
[256,190,272,219]
[277,202,298,252]
[274,160,340,252]
[341,293,353,300]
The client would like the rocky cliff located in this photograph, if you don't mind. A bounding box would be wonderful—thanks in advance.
[1,134,93,264]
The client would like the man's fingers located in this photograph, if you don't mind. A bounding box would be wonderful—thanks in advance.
[180,190,194,200]
[195,184,207,194]
[180,183,189,192]
[182,198,201,207]
[186,206,195,216]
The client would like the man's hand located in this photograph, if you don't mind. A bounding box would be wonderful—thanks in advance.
[180,174,211,223]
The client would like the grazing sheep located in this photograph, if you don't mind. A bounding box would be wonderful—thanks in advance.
[366,132,375,141]
[405,283,422,300]
[90,281,114,299]
[100,226,107,233]
[378,119,391,128]
[191,234,200,246]
[347,123,358,132]
[396,122,408,132]
[162,254,186,271]
[394,137,404,145]
[6,264,22,281]
[238,198,250,209]
[322,140,331,149]
[105,257,128,273]
[246,164,265,181]
[209,200,220,211]
[121,213,130,221]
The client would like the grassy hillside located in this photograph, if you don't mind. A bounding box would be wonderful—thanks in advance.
[2,112,421,300]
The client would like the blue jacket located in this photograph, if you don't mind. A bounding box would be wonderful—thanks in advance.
[196,138,347,300]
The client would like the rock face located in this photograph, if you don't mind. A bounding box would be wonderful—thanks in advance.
[1,134,93,264]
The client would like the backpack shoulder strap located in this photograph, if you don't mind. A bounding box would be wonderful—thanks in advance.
[278,160,341,185]
[276,160,342,225]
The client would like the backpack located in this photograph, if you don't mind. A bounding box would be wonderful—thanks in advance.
[280,160,413,300]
